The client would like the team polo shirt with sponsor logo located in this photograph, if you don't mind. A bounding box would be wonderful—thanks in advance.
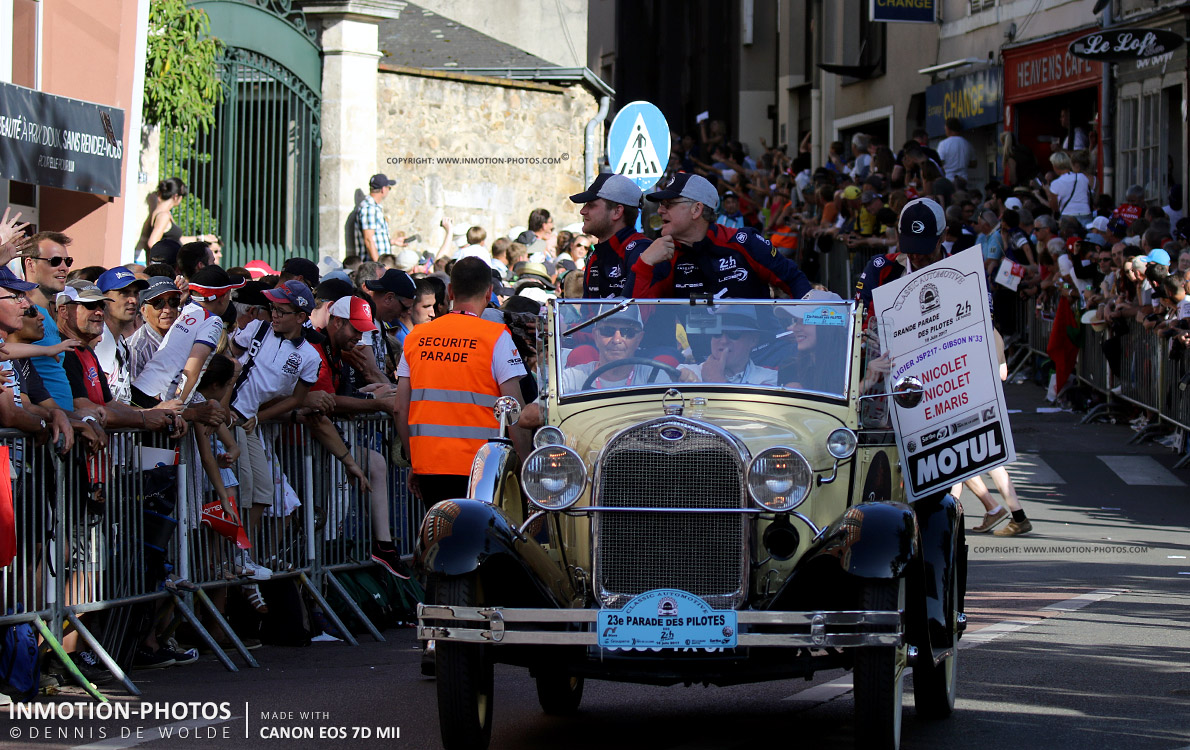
[133,301,224,401]
[230,319,322,420]
[396,311,525,476]
[584,226,649,298]
[627,224,812,299]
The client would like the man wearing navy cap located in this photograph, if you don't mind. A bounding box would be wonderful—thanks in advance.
[363,268,417,378]
[568,173,647,298]
[280,257,321,288]
[627,172,812,300]
[95,267,148,404]
[355,173,396,262]
[854,197,947,328]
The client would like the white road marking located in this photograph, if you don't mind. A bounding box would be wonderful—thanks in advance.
[1005,454,1066,485]
[781,587,1127,701]
[1098,455,1186,486]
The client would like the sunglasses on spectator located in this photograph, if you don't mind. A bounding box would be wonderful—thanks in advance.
[22,306,39,318]
[29,256,74,268]
[712,330,752,341]
[78,301,106,311]
[659,199,694,210]
[595,325,642,338]
[147,296,182,310]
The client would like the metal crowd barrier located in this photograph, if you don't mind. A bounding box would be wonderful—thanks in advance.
[1010,295,1190,468]
[0,412,421,699]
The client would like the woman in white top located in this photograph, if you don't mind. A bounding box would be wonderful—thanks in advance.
[1043,151,1094,224]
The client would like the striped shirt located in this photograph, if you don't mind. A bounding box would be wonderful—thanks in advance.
[353,195,391,259]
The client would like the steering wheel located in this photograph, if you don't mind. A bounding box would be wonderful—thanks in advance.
[582,357,682,390]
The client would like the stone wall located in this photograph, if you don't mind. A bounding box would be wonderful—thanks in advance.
[375,66,598,252]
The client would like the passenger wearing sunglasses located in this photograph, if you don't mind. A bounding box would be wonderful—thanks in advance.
[21,231,79,411]
[678,308,778,385]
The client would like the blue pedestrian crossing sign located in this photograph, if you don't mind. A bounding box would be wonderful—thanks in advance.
[607,101,671,191]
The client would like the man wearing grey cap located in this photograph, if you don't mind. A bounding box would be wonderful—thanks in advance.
[354,173,396,262]
[569,173,648,298]
[627,172,812,299]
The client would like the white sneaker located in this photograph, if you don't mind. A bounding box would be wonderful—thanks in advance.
[234,551,273,581]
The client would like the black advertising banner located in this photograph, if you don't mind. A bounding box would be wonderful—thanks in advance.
[0,81,125,197]
[1069,28,1184,62]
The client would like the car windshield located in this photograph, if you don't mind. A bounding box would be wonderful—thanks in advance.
[552,300,854,399]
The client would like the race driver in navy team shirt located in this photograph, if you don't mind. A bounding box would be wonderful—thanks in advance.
[626,172,812,300]
[569,173,649,298]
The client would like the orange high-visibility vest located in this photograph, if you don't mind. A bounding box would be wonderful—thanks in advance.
[770,223,799,250]
[404,312,507,476]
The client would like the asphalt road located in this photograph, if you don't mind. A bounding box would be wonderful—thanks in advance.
[5,383,1189,750]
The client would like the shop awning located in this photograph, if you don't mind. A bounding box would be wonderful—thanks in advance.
[0,82,125,197]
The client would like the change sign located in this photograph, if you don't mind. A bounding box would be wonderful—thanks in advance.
[871,247,1015,499]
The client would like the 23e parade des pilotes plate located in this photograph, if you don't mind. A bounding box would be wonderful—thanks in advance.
[597,589,738,649]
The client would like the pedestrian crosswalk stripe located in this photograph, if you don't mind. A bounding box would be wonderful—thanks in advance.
[1005,454,1066,485]
[1098,455,1186,486]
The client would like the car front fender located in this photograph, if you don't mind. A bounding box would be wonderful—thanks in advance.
[908,491,964,661]
[415,498,572,608]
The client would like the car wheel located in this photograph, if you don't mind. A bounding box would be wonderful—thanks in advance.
[853,579,906,750]
[913,535,960,719]
[434,575,494,750]
[535,670,584,716]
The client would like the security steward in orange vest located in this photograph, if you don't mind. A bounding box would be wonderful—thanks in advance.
[395,256,537,506]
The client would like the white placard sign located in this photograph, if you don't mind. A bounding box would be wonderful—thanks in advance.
[871,247,1015,499]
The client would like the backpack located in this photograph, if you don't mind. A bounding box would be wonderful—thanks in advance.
[0,619,41,700]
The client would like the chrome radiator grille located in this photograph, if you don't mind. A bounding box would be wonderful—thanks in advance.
[594,419,748,610]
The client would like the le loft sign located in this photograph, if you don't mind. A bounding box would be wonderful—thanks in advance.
[1069,28,1184,62]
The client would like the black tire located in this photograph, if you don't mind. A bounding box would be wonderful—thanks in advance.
[913,536,960,719]
[853,579,905,750]
[434,576,494,750]
[535,670,584,716]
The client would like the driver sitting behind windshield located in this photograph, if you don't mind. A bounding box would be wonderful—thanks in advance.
[679,307,778,385]
[560,307,676,391]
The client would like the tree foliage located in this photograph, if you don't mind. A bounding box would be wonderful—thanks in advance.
[144,0,223,134]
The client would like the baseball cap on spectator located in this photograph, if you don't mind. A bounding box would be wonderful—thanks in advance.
[314,277,354,304]
[860,191,882,205]
[979,209,999,228]
[569,173,643,207]
[234,280,271,307]
[515,230,539,247]
[1146,248,1171,267]
[329,296,378,333]
[364,268,416,298]
[897,198,946,255]
[490,268,515,297]
[516,262,553,286]
[395,249,420,271]
[264,279,315,313]
[97,266,149,293]
[322,269,353,285]
[646,172,720,211]
[1086,215,1110,233]
[245,259,278,280]
[556,258,578,276]
[281,257,320,285]
[56,280,107,305]
[369,173,396,190]
[0,266,37,293]
[148,239,181,267]
[138,276,180,305]
[1004,197,1023,210]
[841,185,862,200]
[1079,233,1108,249]
[188,265,246,300]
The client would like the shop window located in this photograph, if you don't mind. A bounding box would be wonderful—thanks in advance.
[968,0,997,14]
[838,0,885,83]
[1118,92,1162,201]
[12,0,38,88]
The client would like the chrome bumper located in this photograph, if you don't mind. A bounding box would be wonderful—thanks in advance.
[417,604,902,648]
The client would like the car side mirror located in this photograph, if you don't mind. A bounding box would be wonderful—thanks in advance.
[891,376,924,409]
[494,396,522,437]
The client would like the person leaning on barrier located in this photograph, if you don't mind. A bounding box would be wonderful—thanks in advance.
[20,231,84,414]
[626,172,813,300]
[395,256,538,506]
[56,281,186,437]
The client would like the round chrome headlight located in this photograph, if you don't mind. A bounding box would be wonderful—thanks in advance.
[533,426,566,449]
[747,447,812,511]
[826,428,858,460]
[522,445,587,510]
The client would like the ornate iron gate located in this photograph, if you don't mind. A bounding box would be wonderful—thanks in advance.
[163,45,321,270]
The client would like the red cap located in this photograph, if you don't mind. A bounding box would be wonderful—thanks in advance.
[329,295,378,333]
[245,260,278,280]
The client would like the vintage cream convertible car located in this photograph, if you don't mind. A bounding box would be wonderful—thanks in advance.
[416,298,967,750]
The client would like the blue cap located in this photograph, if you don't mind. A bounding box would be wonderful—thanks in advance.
[263,280,316,313]
[1147,248,1171,267]
[97,267,149,293]
[0,266,37,293]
